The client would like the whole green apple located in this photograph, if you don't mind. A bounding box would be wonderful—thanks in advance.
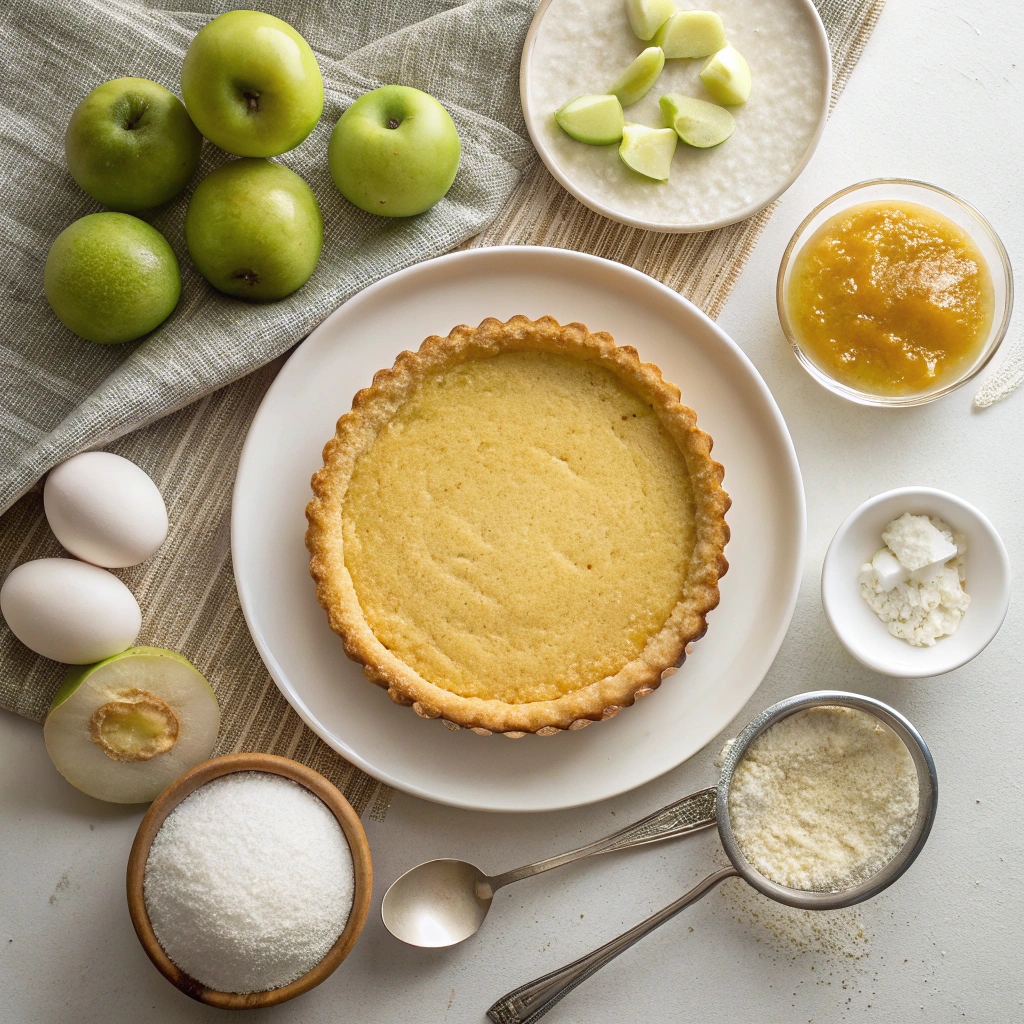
[44,213,181,344]
[329,85,461,217]
[65,78,202,211]
[180,10,323,157]
[184,158,322,301]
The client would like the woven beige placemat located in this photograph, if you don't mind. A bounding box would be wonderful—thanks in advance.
[0,0,885,820]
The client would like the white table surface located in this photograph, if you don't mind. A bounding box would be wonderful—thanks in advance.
[3,2,1022,1020]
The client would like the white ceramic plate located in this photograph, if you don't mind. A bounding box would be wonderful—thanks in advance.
[520,0,831,232]
[232,247,805,811]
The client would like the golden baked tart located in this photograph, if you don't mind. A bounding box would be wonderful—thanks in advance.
[306,316,729,737]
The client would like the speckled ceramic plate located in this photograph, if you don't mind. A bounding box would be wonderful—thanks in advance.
[232,247,805,811]
[521,0,831,232]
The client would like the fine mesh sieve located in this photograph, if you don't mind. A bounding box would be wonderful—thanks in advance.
[487,691,938,1024]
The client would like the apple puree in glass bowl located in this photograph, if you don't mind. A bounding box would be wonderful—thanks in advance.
[785,200,995,397]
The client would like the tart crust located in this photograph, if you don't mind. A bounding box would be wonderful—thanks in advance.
[305,316,730,736]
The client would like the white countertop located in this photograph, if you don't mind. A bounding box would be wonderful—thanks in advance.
[3,1,1022,1020]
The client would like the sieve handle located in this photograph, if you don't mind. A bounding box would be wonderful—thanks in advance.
[486,787,718,893]
[486,865,739,1024]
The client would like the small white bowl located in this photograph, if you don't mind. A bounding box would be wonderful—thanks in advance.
[822,488,1010,677]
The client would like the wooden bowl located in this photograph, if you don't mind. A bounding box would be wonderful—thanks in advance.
[126,753,373,1009]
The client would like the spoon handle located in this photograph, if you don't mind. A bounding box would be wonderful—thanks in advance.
[487,787,717,892]
[486,865,738,1024]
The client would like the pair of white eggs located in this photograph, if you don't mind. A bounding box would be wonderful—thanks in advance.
[0,453,168,664]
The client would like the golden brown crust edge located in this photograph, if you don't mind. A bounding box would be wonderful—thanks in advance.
[305,315,730,737]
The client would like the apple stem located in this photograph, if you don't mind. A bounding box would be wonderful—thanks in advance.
[122,97,150,131]
[244,90,261,113]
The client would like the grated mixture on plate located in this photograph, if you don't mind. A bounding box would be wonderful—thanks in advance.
[728,706,919,892]
[527,0,827,226]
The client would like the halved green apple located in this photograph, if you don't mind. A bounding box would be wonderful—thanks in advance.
[660,93,735,147]
[619,123,677,180]
[555,94,625,145]
[653,11,726,59]
[609,46,666,107]
[43,646,220,804]
[700,45,752,105]
[625,0,677,41]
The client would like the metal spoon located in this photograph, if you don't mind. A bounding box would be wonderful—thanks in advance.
[381,787,719,947]
[486,692,938,1024]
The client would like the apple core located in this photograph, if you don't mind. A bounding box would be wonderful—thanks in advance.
[89,688,180,762]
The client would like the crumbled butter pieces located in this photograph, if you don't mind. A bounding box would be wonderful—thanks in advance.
[859,513,969,647]
[882,512,957,578]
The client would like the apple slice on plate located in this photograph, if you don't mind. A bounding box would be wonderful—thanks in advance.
[555,95,625,145]
[700,45,752,105]
[619,123,677,180]
[660,93,735,148]
[609,46,666,107]
[653,12,727,59]
[624,0,677,41]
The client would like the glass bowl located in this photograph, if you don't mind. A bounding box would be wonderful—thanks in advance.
[776,179,1013,407]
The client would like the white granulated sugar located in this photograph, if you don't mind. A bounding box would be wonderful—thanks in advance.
[728,707,919,892]
[144,772,354,994]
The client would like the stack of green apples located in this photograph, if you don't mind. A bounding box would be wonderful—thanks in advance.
[46,11,463,346]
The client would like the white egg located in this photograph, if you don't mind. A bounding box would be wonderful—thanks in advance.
[0,558,141,664]
[44,452,168,568]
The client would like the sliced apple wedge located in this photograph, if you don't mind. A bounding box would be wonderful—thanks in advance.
[653,11,726,59]
[625,0,677,41]
[555,94,625,145]
[609,46,666,107]
[619,123,677,180]
[660,93,735,147]
[44,646,220,804]
[700,45,752,106]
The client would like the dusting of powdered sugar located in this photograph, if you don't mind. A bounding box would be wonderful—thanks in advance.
[727,706,919,892]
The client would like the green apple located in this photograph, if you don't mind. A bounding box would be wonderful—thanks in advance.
[44,213,180,344]
[329,85,461,217]
[555,95,624,145]
[609,46,666,107]
[653,12,727,59]
[700,45,752,106]
[44,646,220,804]
[64,78,202,211]
[619,123,677,180]
[180,10,323,157]
[660,93,735,147]
[625,0,677,41]
[184,158,322,301]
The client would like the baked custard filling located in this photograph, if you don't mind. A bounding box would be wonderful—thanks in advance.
[342,350,696,704]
